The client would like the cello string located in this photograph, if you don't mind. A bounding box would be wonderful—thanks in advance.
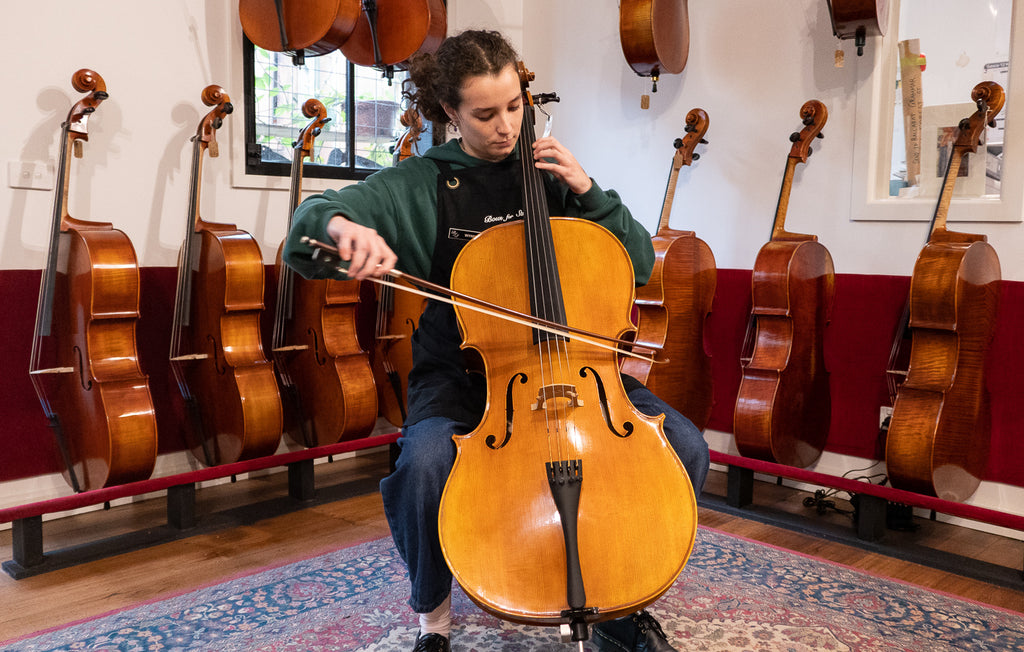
[522,93,575,464]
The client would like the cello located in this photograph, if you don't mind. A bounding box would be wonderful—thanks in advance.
[28,68,158,492]
[372,104,428,428]
[169,85,283,466]
[238,0,361,63]
[619,0,689,96]
[733,100,835,469]
[437,64,696,640]
[272,98,377,446]
[884,82,1003,501]
[825,0,890,56]
[620,107,715,431]
[340,0,446,71]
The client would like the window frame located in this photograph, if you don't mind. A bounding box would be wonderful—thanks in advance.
[240,36,406,184]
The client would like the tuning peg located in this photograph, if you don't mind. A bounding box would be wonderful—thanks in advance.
[673,137,683,148]
[789,131,801,143]
[692,152,700,160]
[816,132,825,139]
[700,138,709,144]
[989,119,998,128]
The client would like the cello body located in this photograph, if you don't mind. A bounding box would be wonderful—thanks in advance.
[340,0,447,69]
[621,108,715,430]
[370,276,423,427]
[734,100,834,468]
[273,98,377,446]
[735,238,834,467]
[619,0,689,79]
[170,86,282,466]
[440,220,696,626]
[438,67,695,632]
[29,69,157,492]
[885,82,1004,501]
[238,0,361,57]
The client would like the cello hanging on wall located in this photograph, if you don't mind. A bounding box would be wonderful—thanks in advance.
[169,85,283,466]
[619,0,689,104]
[28,69,158,492]
[271,97,377,446]
[620,107,715,431]
[436,64,696,641]
[340,0,447,74]
[238,0,362,64]
[734,99,835,469]
[884,82,1003,502]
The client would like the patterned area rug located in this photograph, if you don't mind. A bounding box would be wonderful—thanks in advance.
[4,527,1023,651]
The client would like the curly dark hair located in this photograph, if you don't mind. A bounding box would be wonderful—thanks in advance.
[403,29,519,126]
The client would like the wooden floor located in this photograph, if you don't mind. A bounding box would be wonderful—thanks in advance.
[1,448,1022,642]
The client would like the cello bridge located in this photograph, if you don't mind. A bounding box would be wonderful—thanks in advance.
[532,383,583,412]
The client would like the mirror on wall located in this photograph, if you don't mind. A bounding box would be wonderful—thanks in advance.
[889,0,1012,200]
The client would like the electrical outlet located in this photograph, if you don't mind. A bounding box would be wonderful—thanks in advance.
[879,405,893,428]
[8,160,54,190]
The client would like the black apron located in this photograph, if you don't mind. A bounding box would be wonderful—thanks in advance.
[404,156,527,427]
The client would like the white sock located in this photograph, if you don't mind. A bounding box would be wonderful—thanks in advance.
[419,594,451,637]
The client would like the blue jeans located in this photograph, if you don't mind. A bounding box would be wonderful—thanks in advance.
[379,383,710,613]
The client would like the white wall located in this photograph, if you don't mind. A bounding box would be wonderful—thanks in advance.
[2,1,1022,535]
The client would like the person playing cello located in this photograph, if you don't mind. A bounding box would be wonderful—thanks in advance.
[283,29,709,652]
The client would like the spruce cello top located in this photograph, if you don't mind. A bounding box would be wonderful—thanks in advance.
[621,107,716,431]
[169,85,283,466]
[28,68,157,492]
[734,100,835,469]
[271,97,378,447]
[437,63,696,640]
[884,82,1003,501]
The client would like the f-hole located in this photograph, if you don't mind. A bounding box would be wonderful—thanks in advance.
[488,372,528,449]
[579,366,633,438]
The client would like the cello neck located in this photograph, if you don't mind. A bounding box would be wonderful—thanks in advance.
[274,98,330,351]
[927,81,1004,240]
[770,99,827,242]
[517,65,567,332]
[769,156,799,240]
[171,85,232,362]
[33,70,108,349]
[656,155,682,234]
[657,108,709,235]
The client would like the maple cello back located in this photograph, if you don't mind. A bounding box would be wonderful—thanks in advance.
[884,82,1003,501]
[733,100,835,468]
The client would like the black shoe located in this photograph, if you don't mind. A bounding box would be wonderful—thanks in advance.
[412,632,451,652]
[592,610,676,652]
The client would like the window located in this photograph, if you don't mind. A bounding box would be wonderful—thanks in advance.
[242,37,411,181]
